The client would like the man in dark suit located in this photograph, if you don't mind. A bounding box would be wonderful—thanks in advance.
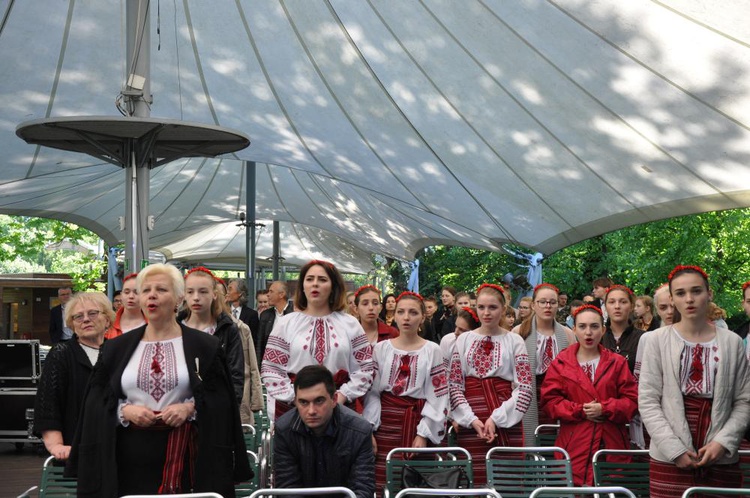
[257,280,293,363]
[49,286,74,344]
[226,278,260,344]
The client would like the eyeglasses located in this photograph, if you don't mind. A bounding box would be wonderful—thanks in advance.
[535,300,558,307]
[72,310,102,323]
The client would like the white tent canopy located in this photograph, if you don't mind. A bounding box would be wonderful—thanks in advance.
[1,1,749,274]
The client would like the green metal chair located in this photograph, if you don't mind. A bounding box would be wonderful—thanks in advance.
[485,446,573,498]
[385,447,473,498]
[38,456,77,498]
[592,449,649,498]
[682,487,750,497]
[530,486,636,498]
[234,450,260,497]
[395,489,501,498]
[533,424,560,447]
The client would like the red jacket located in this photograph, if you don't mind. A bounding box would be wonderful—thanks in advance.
[540,344,638,486]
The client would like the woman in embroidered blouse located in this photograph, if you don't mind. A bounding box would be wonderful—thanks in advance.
[261,260,375,420]
[602,285,645,373]
[34,292,114,461]
[364,292,449,492]
[512,283,575,445]
[69,263,249,497]
[540,305,638,485]
[180,267,245,403]
[448,283,533,483]
[105,273,146,339]
[639,266,750,497]
[356,285,399,346]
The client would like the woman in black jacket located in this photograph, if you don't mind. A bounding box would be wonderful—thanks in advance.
[181,266,245,403]
[34,292,114,460]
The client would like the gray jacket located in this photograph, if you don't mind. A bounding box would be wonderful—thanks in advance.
[639,325,750,464]
[273,404,375,498]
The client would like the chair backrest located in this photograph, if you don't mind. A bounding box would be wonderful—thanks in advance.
[385,447,473,498]
[243,423,259,452]
[235,451,260,497]
[394,488,501,498]
[682,487,750,497]
[533,424,560,447]
[530,486,636,498]
[738,449,750,484]
[485,446,573,498]
[248,487,356,498]
[39,456,77,498]
[121,493,223,498]
[592,449,649,498]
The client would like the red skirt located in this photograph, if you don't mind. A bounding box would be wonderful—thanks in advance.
[456,377,523,484]
[374,392,426,494]
[650,396,743,498]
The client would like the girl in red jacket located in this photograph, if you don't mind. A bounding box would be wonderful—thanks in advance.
[540,304,638,486]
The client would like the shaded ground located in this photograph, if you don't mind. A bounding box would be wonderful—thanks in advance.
[0,442,48,498]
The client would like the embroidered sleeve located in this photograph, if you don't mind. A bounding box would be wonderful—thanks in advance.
[362,344,383,430]
[448,340,477,427]
[261,329,294,403]
[490,335,533,427]
[339,328,376,402]
[416,346,449,444]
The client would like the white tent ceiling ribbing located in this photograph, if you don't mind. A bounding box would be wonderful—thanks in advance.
[1,0,749,274]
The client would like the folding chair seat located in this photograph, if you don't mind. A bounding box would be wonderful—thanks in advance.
[384,447,473,498]
[485,446,573,498]
[38,456,77,498]
[592,448,649,498]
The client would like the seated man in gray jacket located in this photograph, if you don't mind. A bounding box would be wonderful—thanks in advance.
[274,365,375,498]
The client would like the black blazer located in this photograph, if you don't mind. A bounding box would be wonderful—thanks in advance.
[49,305,65,344]
[257,302,294,363]
[67,324,251,497]
[237,305,260,339]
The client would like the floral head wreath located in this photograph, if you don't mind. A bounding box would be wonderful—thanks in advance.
[461,306,479,324]
[308,259,334,270]
[354,285,380,299]
[214,277,226,288]
[605,284,634,297]
[668,265,709,282]
[396,291,423,302]
[571,304,603,319]
[122,272,138,283]
[534,283,560,295]
[743,281,750,292]
[476,283,506,296]
[185,266,214,279]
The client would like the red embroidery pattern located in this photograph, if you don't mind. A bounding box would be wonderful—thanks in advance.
[515,353,532,413]
[581,362,595,383]
[431,362,448,397]
[137,342,178,402]
[471,336,496,377]
[540,336,554,372]
[391,355,412,396]
[313,318,326,364]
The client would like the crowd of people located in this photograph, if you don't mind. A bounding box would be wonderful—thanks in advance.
[32,260,750,497]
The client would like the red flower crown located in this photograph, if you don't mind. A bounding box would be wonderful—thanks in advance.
[605,284,633,297]
[396,291,423,302]
[123,272,138,283]
[534,283,560,295]
[185,266,214,279]
[668,265,708,282]
[214,277,226,287]
[461,306,479,324]
[476,283,506,296]
[571,304,603,319]
[354,285,380,299]
[308,259,334,269]
[743,281,750,292]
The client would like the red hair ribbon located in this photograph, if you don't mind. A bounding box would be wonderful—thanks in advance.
[571,304,603,319]
[185,266,214,279]
[355,285,380,299]
[605,284,634,297]
[396,291,423,302]
[534,283,560,295]
[462,306,479,323]
[308,259,334,269]
[743,281,750,292]
[668,265,708,282]
[476,283,506,297]
[214,277,226,287]
[123,272,138,283]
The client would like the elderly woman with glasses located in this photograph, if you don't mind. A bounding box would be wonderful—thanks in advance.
[67,264,250,498]
[34,292,115,461]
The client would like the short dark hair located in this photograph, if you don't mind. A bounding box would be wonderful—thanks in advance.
[293,365,336,397]
[592,277,614,288]
[256,289,269,298]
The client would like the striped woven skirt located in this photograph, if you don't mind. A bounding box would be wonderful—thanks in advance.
[650,396,742,498]
[456,377,523,484]
[374,392,426,495]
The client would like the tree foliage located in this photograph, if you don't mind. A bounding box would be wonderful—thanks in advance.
[0,215,106,290]
[415,208,750,320]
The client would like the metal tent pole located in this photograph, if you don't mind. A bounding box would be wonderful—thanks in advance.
[246,161,257,307]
